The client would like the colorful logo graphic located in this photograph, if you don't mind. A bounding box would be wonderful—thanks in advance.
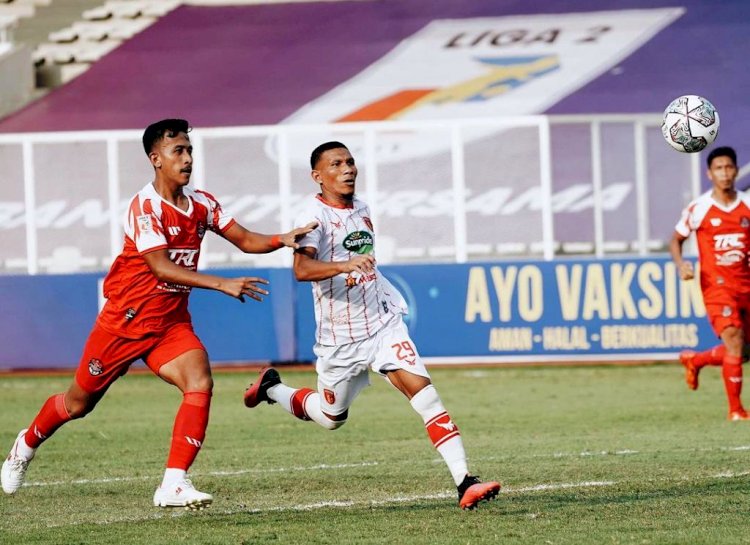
[342,231,374,254]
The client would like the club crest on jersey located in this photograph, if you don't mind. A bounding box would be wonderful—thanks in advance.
[197,221,206,239]
[723,306,732,317]
[88,358,103,376]
[742,217,750,228]
[342,230,374,254]
[363,217,374,231]
[324,389,336,405]
[137,214,153,233]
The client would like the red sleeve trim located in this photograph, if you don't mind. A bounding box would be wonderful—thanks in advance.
[219,218,237,234]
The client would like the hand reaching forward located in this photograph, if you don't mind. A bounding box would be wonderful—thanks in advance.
[279,222,319,249]
[219,276,270,303]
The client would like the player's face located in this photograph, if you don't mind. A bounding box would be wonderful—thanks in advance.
[312,148,357,201]
[151,132,193,186]
[707,155,737,192]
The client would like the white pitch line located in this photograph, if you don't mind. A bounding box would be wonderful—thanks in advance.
[23,461,380,489]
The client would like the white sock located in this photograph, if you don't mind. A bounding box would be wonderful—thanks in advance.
[410,385,469,486]
[17,434,36,460]
[268,384,343,430]
[267,383,296,413]
[161,468,186,488]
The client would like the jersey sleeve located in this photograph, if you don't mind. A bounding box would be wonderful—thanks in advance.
[126,195,168,254]
[196,189,236,234]
[674,203,694,237]
[294,205,323,251]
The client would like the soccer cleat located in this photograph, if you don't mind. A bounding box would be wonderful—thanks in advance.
[679,350,700,391]
[457,474,501,510]
[728,409,750,421]
[243,367,281,408]
[1,429,34,495]
[153,478,213,510]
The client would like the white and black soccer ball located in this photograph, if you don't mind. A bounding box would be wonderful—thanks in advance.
[661,95,720,153]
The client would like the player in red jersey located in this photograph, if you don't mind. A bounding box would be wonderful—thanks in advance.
[1,119,316,508]
[670,146,750,420]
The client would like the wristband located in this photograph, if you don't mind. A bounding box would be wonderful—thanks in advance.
[270,235,284,249]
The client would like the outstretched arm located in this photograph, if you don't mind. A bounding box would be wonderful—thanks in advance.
[143,249,269,302]
[222,221,318,254]
[669,231,694,280]
[293,246,376,282]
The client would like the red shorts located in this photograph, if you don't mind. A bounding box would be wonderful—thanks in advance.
[705,297,750,339]
[74,322,206,394]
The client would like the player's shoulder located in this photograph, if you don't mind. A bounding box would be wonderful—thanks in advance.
[128,182,161,214]
[187,186,220,206]
[737,190,750,208]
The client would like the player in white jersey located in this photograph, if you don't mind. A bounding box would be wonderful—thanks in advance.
[243,142,500,510]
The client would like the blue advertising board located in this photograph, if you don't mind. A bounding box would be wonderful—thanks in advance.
[296,257,714,362]
[0,257,715,369]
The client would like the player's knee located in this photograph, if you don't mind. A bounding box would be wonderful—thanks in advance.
[321,417,347,430]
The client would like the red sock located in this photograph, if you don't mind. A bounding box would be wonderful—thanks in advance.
[24,393,72,449]
[166,391,211,470]
[722,354,744,413]
[290,388,315,421]
[694,344,726,368]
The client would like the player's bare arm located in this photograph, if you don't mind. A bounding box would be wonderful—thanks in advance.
[143,249,269,302]
[222,222,318,253]
[669,231,694,280]
[293,246,375,282]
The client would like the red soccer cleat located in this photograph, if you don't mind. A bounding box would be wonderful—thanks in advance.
[679,350,700,391]
[728,409,750,421]
[243,367,281,408]
[457,475,501,510]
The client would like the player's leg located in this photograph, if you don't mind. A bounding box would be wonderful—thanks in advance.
[148,325,213,509]
[2,323,135,495]
[244,345,369,430]
[374,315,500,509]
[719,325,747,420]
[679,344,725,390]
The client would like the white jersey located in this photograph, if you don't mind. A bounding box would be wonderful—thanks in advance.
[295,195,408,346]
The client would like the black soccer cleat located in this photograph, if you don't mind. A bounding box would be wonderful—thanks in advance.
[243,367,281,408]
[457,474,501,510]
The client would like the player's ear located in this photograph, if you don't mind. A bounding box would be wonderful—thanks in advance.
[149,151,161,169]
[311,170,322,185]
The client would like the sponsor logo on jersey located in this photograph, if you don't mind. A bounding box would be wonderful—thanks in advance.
[342,230,374,254]
[713,233,744,250]
[324,389,336,405]
[167,226,181,236]
[717,250,745,265]
[169,248,199,268]
[137,214,153,233]
[88,358,103,376]
[125,308,137,320]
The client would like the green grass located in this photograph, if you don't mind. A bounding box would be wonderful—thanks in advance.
[1,364,749,544]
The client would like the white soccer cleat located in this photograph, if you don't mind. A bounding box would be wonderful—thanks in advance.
[1,429,34,495]
[153,478,213,510]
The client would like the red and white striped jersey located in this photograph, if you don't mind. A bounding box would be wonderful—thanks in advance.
[675,190,750,304]
[295,195,407,346]
[97,182,236,338]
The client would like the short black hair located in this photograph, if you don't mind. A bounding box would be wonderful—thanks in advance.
[310,141,349,169]
[142,119,191,155]
[707,146,736,168]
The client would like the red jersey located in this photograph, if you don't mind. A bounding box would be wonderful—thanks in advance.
[675,191,750,304]
[97,183,236,339]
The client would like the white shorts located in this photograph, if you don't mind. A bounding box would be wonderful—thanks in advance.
[313,313,430,416]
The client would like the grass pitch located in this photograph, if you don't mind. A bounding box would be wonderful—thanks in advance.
[0,364,749,544]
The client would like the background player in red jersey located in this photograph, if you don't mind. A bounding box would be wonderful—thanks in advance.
[670,146,750,420]
[243,142,500,510]
[1,119,316,508]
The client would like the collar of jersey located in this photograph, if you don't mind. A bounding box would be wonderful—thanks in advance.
[316,194,354,209]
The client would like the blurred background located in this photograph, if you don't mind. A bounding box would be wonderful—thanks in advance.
[0,0,745,368]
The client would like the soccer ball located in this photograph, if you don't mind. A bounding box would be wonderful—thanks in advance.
[661,95,720,153]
